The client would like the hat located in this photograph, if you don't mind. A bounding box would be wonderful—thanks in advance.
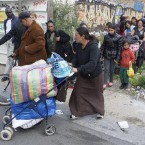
[5,7,12,13]
[19,11,30,20]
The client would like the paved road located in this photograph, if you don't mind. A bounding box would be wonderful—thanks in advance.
[0,106,130,145]
[0,107,112,145]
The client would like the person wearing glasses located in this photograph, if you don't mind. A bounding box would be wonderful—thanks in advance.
[1,7,18,82]
[12,11,47,66]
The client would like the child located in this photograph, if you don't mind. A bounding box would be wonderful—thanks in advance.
[103,22,112,35]
[101,24,122,89]
[119,40,135,89]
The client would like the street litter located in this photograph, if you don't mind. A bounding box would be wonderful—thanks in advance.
[56,110,64,115]
[117,121,129,131]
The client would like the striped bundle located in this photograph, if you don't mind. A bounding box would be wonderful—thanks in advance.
[10,60,57,104]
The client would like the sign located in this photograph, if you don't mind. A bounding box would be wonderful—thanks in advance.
[33,11,47,31]
[0,1,19,11]
[0,11,6,22]
[36,12,47,22]
[22,0,47,11]
[0,0,47,11]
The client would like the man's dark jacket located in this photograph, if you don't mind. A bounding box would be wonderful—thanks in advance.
[0,21,26,51]
[4,14,18,44]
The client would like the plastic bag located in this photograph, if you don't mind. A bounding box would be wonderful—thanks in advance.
[10,96,56,120]
[12,117,43,129]
[47,52,71,78]
[127,63,134,78]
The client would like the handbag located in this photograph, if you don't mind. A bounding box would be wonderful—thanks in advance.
[47,52,72,78]
[127,63,134,78]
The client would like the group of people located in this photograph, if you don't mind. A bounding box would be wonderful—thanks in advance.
[0,8,104,120]
[102,15,145,90]
[2,8,144,120]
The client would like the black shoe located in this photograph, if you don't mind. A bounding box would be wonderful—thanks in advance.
[1,77,9,82]
[124,84,128,89]
[119,84,124,89]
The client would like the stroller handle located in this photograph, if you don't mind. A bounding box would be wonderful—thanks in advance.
[69,72,74,77]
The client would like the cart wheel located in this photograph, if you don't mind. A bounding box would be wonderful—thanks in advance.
[0,129,12,141]
[2,115,11,124]
[6,111,11,116]
[5,127,14,135]
[45,125,56,136]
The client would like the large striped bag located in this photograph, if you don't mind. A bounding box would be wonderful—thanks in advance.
[10,60,58,104]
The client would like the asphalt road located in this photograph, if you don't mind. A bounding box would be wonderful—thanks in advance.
[0,105,120,145]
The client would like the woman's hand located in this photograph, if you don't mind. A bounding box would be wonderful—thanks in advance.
[72,67,78,73]
[129,61,132,66]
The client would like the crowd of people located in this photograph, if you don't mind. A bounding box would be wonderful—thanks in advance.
[102,15,145,90]
[0,8,145,120]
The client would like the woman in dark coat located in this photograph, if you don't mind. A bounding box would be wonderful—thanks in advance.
[69,27,104,119]
[45,20,71,60]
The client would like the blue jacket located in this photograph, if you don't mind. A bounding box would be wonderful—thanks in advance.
[4,14,18,43]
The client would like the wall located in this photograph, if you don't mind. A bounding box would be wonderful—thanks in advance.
[76,0,145,31]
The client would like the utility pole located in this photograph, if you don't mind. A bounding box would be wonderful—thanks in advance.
[18,0,22,13]
[47,0,53,20]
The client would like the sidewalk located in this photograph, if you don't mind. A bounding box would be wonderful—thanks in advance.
[56,79,145,145]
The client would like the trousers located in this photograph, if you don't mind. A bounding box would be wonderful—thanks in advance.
[4,40,14,75]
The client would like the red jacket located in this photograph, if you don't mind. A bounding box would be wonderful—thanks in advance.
[120,48,135,68]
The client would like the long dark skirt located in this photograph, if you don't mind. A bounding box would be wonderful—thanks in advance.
[69,73,105,117]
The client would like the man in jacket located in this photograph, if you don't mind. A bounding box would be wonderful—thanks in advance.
[45,20,72,61]
[1,7,18,81]
[13,11,47,66]
[0,22,26,51]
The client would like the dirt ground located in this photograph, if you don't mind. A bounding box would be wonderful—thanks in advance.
[103,80,145,127]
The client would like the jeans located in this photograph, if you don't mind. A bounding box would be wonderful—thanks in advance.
[104,58,115,84]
